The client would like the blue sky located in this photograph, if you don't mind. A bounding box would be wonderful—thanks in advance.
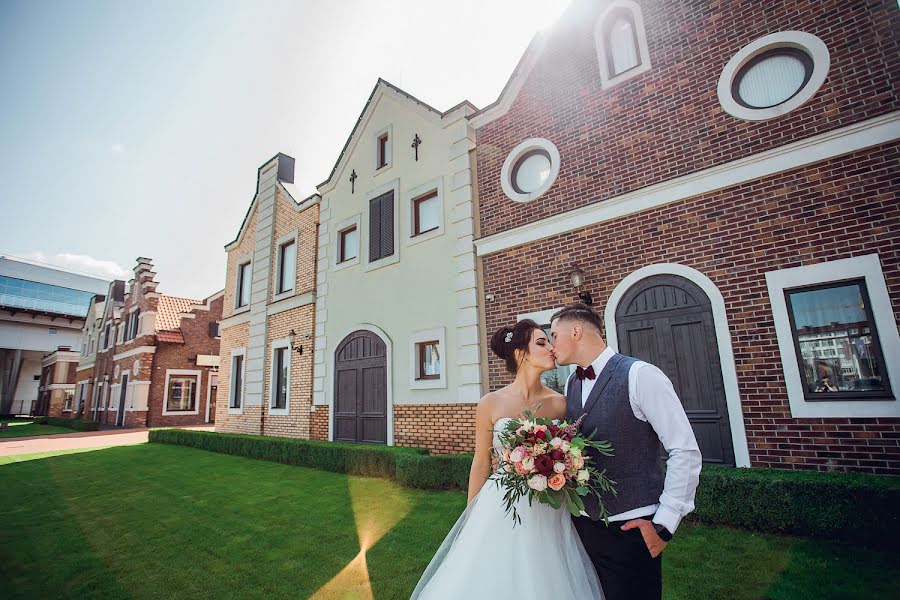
[0,0,568,299]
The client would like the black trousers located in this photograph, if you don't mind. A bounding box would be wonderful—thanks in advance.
[573,516,662,600]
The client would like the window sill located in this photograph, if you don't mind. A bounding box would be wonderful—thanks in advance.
[162,409,200,416]
[365,252,400,273]
[373,163,393,178]
[407,226,444,247]
[232,304,251,316]
[269,407,290,416]
[334,256,360,272]
[271,289,295,304]
[803,394,895,403]
[228,407,243,415]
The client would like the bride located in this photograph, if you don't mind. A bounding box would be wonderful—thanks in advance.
[411,319,604,599]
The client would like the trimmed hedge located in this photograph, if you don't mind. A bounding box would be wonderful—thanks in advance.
[149,429,425,478]
[32,416,99,431]
[693,464,899,544]
[150,429,899,543]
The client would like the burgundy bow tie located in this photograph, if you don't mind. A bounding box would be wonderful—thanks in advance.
[576,365,596,381]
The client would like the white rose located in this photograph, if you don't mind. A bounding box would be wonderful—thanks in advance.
[522,457,535,471]
[577,469,590,483]
[527,474,548,492]
[509,447,526,463]
[561,442,571,452]
[550,437,564,449]
[553,462,566,474]
[567,445,579,457]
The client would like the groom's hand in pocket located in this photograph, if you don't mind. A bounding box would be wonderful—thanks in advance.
[621,519,667,558]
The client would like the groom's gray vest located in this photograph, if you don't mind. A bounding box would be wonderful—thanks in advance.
[566,353,664,521]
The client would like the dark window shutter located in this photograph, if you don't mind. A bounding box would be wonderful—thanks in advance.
[380,191,394,258]
[369,196,382,261]
[209,322,220,338]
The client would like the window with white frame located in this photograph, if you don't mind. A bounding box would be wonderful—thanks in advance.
[229,349,246,411]
[163,370,200,414]
[501,139,561,203]
[128,308,141,340]
[276,235,297,296]
[766,254,899,418]
[717,31,830,122]
[409,328,447,389]
[376,129,391,170]
[63,389,74,411]
[412,191,440,237]
[595,1,652,88]
[339,225,358,263]
[103,322,111,350]
[236,260,252,308]
[269,339,291,414]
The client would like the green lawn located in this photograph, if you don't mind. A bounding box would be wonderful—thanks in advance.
[1,444,897,600]
[0,419,75,438]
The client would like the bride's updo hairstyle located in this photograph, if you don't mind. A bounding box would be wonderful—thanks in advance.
[490,318,542,374]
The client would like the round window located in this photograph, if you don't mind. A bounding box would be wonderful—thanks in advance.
[511,149,552,194]
[717,31,830,122]
[500,138,561,203]
[732,48,812,109]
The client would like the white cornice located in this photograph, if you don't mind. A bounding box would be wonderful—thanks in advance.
[476,111,900,256]
[113,346,157,361]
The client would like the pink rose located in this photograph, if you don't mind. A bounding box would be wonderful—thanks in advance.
[522,457,535,472]
[528,474,548,492]
[548,474,566,491]
[550,437,564,449]
[514,461,529,475]
[553,461,566,474]
[510,446,526,463]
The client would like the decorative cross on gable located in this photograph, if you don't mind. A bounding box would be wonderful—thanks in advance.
[411,134,422,162]
[350,169,357,194]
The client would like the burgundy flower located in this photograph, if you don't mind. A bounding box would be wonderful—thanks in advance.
[534,454,554,477]
[550,449,565,461]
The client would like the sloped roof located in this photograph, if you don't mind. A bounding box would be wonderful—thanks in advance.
[155,295,198,332]
[156,331,186,344]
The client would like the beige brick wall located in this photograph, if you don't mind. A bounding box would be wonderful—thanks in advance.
[261,304,315,439]
[216,322,257,434]
[223,209,258,320]
[270,189,318,296]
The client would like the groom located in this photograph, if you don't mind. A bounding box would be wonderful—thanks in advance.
[550,303,702,600]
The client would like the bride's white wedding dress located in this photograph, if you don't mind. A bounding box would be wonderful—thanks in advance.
[410,417,605,599]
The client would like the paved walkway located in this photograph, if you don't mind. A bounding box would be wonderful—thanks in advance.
[0,425,216,457]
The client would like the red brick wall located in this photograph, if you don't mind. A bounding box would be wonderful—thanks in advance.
[394,404,477,454]
[475,0,900,237]
[481,143,900,475]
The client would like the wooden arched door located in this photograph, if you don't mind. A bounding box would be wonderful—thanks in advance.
[334,330,387,445]
[616,275,735,466]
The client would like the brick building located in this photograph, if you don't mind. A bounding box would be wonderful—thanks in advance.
[216,154,321,439]
[74,258,222,427]
[471,0,899,474]
[35,347,79,417]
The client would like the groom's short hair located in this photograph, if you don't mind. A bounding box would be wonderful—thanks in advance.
[550,303,604,335]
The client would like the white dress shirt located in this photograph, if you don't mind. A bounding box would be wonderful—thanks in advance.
[564,346,702,533]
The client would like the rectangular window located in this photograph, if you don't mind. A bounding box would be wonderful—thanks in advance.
[377,133,390,169]
[272,346,288,410]
[338,226,358,263]
[417,340,441,380]
[277,240,296,294]
[230,353,244,409]
[129,309,140,340]
[785,279,892,401]
[166,376,197,411]
[63,390,74,411]
[368,190,394,262]
[103,323,111,349]
[412,190,440,236]
[236,261,252,308]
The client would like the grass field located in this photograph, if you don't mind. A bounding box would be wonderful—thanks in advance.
[0,419,75,438]
[1,443,897,599]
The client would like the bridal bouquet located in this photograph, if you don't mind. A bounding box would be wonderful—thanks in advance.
[494,409,615,525]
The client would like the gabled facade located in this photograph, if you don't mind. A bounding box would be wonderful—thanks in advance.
[472,0,900,474]
[73,293,107,419]
[313,80,481,453]
[35,347,80,417]
[76,259,222,427]
[216,154,321,438]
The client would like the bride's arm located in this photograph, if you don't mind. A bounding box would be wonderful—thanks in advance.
[467,397,494,504]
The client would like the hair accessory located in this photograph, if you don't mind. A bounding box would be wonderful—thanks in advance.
[504,332,513,343]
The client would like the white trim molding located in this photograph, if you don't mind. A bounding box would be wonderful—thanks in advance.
[409,327,447,390]
[476,111,900,256]
[327,324,394,445]
[500,138,561,203]
[765,254,900,418]
[162,369,202,416]
[268,337,292,416]
[717,31,830,122]
[595,0,652,89]
[605,263,751,468]
[228,348,246,415]
[113,346,156,362]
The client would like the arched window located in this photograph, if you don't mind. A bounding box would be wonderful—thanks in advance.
[595,1,652,88]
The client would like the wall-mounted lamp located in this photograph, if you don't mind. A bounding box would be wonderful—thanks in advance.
[289,329,310,355]
[569,264,593,305]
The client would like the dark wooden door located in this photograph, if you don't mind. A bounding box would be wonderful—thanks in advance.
[616,275,735,466]
[334,331,387,445]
